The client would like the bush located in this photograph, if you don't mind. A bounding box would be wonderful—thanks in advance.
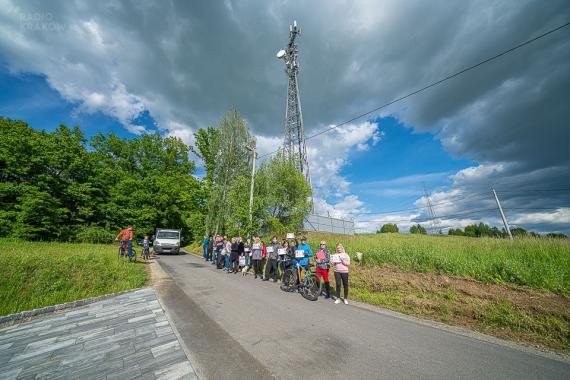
[75,226,115,244]
[379,223,399,233]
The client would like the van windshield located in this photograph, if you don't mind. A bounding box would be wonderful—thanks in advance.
[157,231,179,239]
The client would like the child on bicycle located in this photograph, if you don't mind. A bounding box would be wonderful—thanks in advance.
[142,235,150,260]
[315,240,331,299]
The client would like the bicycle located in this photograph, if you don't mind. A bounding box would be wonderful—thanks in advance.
[142,245,150,260]
[280,259,322,301]
[118,241,137,262]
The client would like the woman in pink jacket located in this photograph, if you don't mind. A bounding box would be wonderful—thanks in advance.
[332,243,350,304]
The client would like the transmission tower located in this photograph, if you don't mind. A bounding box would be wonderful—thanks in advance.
[422,184,440,233]
[276,20,311,187]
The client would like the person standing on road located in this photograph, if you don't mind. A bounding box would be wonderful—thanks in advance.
[263,236,280,282]
[211,235,219,266]
[215,236,225,269]
[115,224,134,258]
[230,237,240,273]
[332,243,350,305]
[315,240,331,299]
[225,238,234,273]
[296,236,313,279]
[202,233,209,260]
[279,240,293,284]
[237,236,245,269]
[251,236,264,279]
[207,236,214,262]
[289,238,299,288]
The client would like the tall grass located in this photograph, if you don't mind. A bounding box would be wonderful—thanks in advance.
[0,239,147,316]
[306,232,570,294]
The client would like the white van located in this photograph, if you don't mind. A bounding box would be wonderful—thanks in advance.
[153,229,181,255]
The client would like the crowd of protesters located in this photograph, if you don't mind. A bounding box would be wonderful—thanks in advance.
[202,234,351,304]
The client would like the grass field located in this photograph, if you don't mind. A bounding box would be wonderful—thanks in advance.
[0,239,147,316]
[307,232,570,294]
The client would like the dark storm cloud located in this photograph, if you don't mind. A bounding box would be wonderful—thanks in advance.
[1,0,569,231]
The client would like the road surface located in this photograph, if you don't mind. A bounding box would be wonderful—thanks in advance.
[155,253,569,380]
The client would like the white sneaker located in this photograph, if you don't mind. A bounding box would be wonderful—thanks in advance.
[343,299,349,305]
[334,299,341,304]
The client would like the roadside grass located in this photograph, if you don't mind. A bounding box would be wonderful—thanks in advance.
[0,239,147,316]
[345,265,569,351]
[307,232,570,294]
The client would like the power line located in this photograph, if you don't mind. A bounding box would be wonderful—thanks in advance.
[353,192,490,216]
[259,21,570,159]
[357,207,499,224]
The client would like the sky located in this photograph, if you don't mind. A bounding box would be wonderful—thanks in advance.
[1,0,569,234]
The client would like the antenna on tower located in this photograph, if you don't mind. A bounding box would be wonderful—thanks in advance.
[276,20,311,192]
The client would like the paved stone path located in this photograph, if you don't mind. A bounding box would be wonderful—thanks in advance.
[0,288,197,380]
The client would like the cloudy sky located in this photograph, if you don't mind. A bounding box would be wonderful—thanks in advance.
[1,0,569,234]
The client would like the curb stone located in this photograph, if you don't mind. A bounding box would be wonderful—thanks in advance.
[0,287,147,327]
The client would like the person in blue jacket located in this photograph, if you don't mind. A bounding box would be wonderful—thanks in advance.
[294,236,313,287]
[202,233,209,260]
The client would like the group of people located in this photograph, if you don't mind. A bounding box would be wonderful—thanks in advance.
[202,234,351,304]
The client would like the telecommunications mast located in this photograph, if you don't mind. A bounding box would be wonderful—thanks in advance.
[276,20,311,188]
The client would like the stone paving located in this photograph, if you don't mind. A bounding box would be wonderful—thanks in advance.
[0,288,197,380]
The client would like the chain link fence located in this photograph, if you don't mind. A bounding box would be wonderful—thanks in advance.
[303,213,355,235]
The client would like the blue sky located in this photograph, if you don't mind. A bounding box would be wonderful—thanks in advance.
[342,116,473,213]
[0,65,474,226]
[0,67,154,139]
[1,0,569,234]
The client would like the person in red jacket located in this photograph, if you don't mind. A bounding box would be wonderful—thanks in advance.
[115,224,133,258]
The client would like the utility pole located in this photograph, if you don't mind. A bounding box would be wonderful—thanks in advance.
[492,188,513,240]
[245,144,257,233]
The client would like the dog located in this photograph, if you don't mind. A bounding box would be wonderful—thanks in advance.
[241,265,250,276]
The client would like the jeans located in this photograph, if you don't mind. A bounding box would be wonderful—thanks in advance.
[334,272,349,299]
[211,251,217,264]
[124,240,133,258]
[225,255,231,271]
[203,246,208,260]
[293,263,310,286]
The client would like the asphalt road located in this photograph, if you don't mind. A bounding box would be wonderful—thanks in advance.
[156,253,569,380]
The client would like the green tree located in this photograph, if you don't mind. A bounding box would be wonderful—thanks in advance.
[253,152,312,235]
[379,223,399,233]
[206,108,254,235]
[410,224,427,234]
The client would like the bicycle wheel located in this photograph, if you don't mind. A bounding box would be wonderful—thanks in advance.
[129,249,137,262]
[118,246,124,259]
[280,269,296,292]
[301,273,322,301]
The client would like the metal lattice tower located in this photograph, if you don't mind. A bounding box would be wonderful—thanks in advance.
[276,20,311,187]
[422,184,440,233]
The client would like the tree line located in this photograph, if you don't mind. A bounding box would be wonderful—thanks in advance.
[377,222,567,238]
[0,109,312,243]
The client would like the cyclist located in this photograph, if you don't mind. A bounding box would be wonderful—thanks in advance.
[315,240,331,299]
[142,235,151,260]
[115,224,134,259]
[294,236,313,287]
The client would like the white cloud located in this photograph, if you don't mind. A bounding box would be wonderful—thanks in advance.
[511,208,570,225]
